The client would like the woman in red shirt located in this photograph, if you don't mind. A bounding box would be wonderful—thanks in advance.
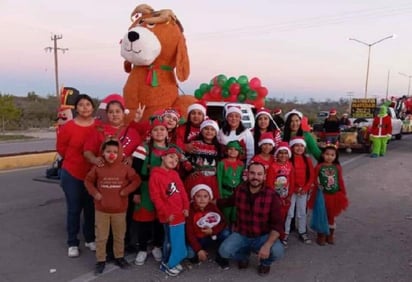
[57,94,99,258]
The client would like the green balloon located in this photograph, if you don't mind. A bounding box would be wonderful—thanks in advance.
[194,89,204,99]
[240,84,250,94]
[199,83,209,93]
[247,90,258,100]
[237,93,246,102]
[225,77,237,88]
[237,75,249,85]
[217,74,227,87]
[221,89,230,98]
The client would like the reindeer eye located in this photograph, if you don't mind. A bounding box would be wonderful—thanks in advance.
[146,23,156,29]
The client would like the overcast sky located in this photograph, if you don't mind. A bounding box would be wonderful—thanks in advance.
[1,0,411,101]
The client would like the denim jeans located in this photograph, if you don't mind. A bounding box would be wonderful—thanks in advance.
[60,169,95,247]
[218,232,284,266]
[187,228,231,259]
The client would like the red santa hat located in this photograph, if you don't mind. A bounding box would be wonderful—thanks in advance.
[200,117,219,132]
[190,184,214,200]
[273,108,282,115]
[274,141,291,158]
[329,108,337,115]
[225,105,242,118]
[99,94,129,114]
[284,109,303,121]
[255,107,273,120]
[187,102,207,116]
[258,132,275,147]
[289,136,306,148]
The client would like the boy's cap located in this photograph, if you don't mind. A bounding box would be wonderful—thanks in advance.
[190,184,213,200]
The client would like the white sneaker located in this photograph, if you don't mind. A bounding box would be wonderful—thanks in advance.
[134,251,147,265]
[85,242,96,251]
[175,263,183,272]
[68,246,79,258]
[152,247,162,262]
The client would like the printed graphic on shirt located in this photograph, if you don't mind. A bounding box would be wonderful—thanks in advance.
[167,182,179,196]
[196,212,221,229]
[319,166,339,193]
[274,174,289,198]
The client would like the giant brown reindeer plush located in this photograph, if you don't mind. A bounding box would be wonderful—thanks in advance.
[121,4,197,121]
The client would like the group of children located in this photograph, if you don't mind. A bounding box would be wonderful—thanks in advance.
[78,99,348,276]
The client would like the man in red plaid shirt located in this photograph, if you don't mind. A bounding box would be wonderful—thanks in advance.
[218,162,284,276]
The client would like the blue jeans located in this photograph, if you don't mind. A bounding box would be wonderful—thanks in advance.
[218,232,284,266]
[187,228,231,259]
[60,169,95,247]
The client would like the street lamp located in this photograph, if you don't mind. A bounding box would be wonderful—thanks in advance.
[399,72,411,96]
[349,34,395,98]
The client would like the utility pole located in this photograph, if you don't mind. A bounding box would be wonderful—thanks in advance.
[385,70,390,100]
[45,34,68,96]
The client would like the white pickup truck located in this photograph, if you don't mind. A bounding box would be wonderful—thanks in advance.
[349,106,403,140]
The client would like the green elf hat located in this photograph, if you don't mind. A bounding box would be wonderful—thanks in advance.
[226,140,243,154]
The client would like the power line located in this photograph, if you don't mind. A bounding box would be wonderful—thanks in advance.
[45,34,69,96]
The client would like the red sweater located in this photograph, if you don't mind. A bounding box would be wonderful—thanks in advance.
[370,115,392,136]
[176,124,201,152]
[84,124,141,158]
[291,155,314,193]
[56,119,99,180]
[186,202,226,252]
[84,161,141,213]
[149,167,190,225]
[266,161,295,199]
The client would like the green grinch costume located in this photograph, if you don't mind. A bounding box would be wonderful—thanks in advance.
[370,105,392,158]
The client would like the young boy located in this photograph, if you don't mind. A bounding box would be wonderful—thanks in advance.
[85,139,141,274]
[149,147,190,277]
[186,184,230,269]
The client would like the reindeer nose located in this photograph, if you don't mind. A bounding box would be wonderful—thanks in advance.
[128,31,140,42]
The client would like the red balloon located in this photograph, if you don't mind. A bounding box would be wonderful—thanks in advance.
[229,83,241,96]
[254,99,265,109]
[210,85,222,98]
[228,94,238,102]
[202,92,212,101]
[256,87,268,98]
[249,77,261,90]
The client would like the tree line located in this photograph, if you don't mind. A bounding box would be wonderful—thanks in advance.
[0,91,349,132]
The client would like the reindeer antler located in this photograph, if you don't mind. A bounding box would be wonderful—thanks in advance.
[143,9,177,24]
[130,4,154,22]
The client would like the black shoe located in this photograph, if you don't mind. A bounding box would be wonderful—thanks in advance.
[258,264,270,276]
[114,257,129,269]
[238,260,249,269]
[215,256,230,270]
[189,257,200,264]
[95,261,105,275]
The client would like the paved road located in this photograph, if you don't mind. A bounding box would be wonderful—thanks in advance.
[0,138,56,155]
[0,136,411,282]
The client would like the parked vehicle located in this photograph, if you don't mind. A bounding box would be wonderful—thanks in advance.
[206,102,256,129]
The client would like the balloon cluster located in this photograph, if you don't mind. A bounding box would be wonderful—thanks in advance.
[194,74,268,108]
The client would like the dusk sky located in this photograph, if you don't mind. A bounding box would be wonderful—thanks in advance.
[1,0,411,101]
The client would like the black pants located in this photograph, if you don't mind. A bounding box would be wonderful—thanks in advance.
[136,220,164,251]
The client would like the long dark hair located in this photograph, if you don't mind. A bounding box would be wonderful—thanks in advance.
[283,113,303,142]
[221,120,246,136]
[195,131,222,158]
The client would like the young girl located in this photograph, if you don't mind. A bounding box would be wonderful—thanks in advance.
[84,139,141,274]
[184,118,221,199]
[149,148,189,276]
[252,107,282,153]
[186,184,230,270]
[217,140,244,226]
[309,144,349,246]
[131,117,171,265]
[176,102,207,153]
[285,137,314,244]
[266,142,295,246]
[251,132,275,171]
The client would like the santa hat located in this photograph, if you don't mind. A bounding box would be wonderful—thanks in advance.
[187,102,206,116]
[200,117,219,132]
[225,105,242,118]
[161,147,181,159]
[284,109,303,121]
[329,108,337,115]
[258,132,275,147]
[289,136,306,148]
[190,184,213,200]
[162,108,181,121]
[99,94,129,114]
[255,107,273,120]
[150,117,168,130]
[273,108,282,115]
[274,141,291,158]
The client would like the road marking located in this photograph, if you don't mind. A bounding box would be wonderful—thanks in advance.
[341,153,366,167]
